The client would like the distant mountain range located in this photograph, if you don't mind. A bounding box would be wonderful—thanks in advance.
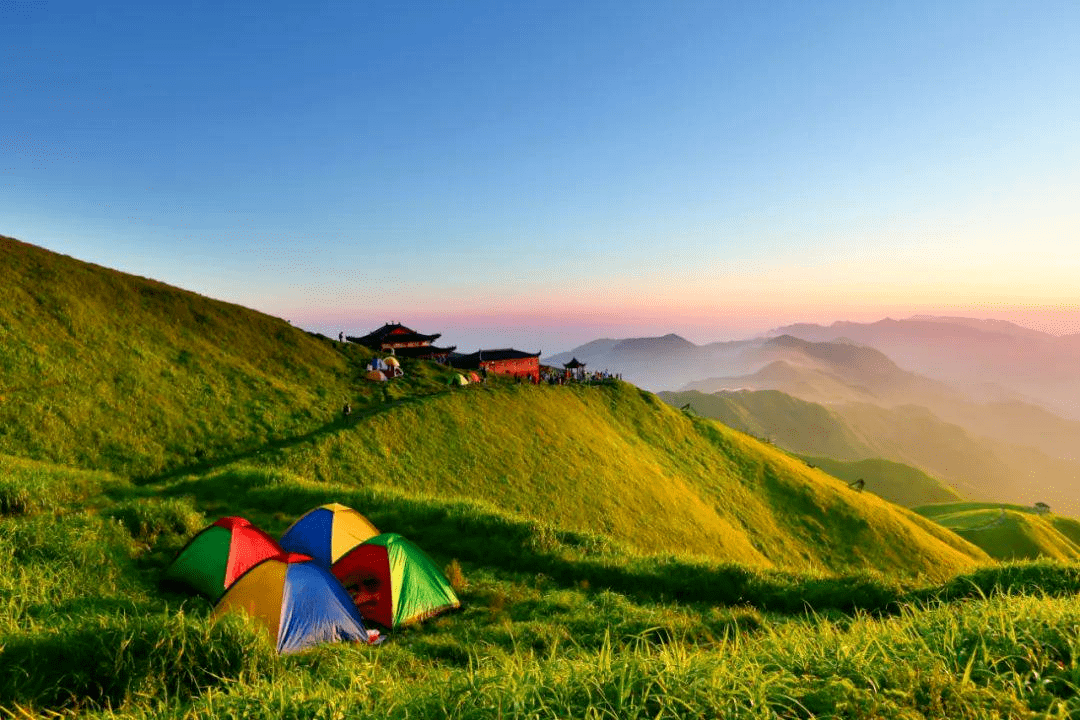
[771,317,1080,420]
[546,317,1080,419]
[548,318,1080,516]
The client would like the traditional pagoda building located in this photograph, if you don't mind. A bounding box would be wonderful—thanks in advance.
[346,323,456,360]
[563,357,586,380]
[450,349,541,382]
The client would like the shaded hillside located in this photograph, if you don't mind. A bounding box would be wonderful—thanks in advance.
[660,389,874,460]
[796,456,962,508]
[0,235,449,477]
[662,389,1080,516]
[914,503,1080,561]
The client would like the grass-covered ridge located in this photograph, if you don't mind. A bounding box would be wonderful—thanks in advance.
[796,455,962,508]
[915,502,1080,561]
[0,235,453,477]
[213,379,987,578]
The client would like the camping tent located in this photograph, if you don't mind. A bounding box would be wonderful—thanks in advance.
[213,552,369,654]
[279,503,380,567]
[384,357,400,368]
[366,370,388,382]
[447,373,469,386]
[367,358,389,372]
[332,533,460,628]
[164,517,283,600]
[468,371,481,383]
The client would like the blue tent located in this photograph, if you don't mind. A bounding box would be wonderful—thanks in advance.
[212,552,369,654]
[279,503,380,567]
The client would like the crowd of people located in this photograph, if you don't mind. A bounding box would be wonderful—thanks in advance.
[535,368,621,385]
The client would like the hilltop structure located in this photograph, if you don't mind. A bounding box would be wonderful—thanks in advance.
[347,323,456,360]
[563,357,587,381]
[451,349,541,382]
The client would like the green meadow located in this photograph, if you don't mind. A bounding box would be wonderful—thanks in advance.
[3,235,1080,718]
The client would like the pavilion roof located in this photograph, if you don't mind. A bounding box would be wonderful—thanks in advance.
[347,323,441,348]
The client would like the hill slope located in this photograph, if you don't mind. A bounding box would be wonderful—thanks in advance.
[166,381,988,578]
[0,235,451,477]
[795,456,962,508]
[0,235,989,579]
[914,503,1080,561]
[662,388,1080,516]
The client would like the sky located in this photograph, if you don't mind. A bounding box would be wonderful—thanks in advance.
[3,0,1079,354]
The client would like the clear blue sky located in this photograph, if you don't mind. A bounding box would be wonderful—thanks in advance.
[4,0,1079,352]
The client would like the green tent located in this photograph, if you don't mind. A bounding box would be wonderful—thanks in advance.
[331,533,460,628]
[164,517,283,600]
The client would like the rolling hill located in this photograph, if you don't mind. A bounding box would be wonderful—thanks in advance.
[0,234,452,478]
[913,502,1080,561]
[794,456,962,508]
[0,234,988,580]
[660,388,1080,517]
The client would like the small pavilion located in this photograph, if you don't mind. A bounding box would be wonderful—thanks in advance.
[563,357,586,381]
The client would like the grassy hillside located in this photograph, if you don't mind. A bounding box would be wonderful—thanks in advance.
[5,452,1080,718]
[663,388,1080,516]
[1,235,986,580]
[797,456,962,508]
[0,235,453,477]
[157,380,988,579]
[914,502,1080,561]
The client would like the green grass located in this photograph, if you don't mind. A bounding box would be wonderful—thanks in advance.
[3,457,1080,718]
[915,502,1080,561]
[5,234,1080,718]
[796,455,962,507]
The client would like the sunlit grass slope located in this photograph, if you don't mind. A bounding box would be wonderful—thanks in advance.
[0,235,451,477]
[915,502,1080,561]
[203,380,988,579]
[798,456,962,507]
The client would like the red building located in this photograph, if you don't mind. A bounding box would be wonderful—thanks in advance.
[450,349,541,381]
[347,323,456,360]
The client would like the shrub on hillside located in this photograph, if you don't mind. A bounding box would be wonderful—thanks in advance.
[924,560,1080,602]
[0,477,40,515]
[105,497,204,544]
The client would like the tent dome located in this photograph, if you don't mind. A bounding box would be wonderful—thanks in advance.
[164,517,282,600]
[332,533,460,628]
[384,356,400,367]
[366,370,388,382]
[279,503,380,567]
[213,553,368,654]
